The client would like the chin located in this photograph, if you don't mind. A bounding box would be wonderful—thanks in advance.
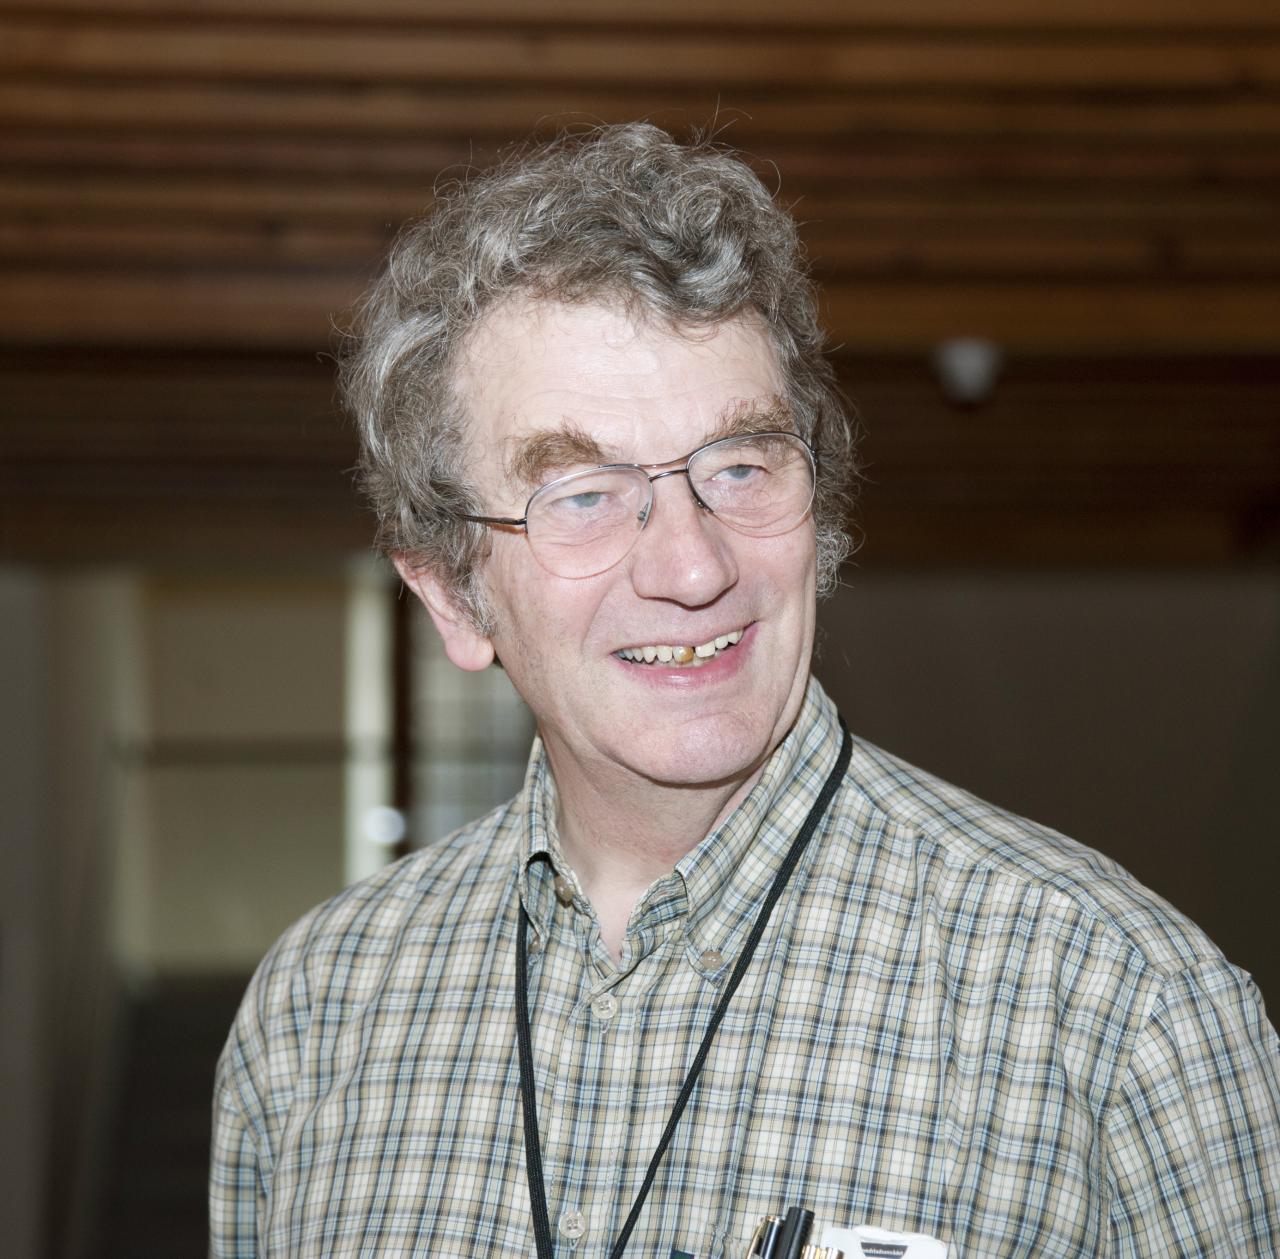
[626,715,776,789]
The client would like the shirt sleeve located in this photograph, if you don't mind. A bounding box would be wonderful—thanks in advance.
[1103,959,1280,1256]
[209,1008,272,1258]
[208,962,286,1259]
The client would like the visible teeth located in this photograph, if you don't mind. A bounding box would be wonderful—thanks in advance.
[618,627,747,667]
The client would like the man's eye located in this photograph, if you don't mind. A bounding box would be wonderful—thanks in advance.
[715,462,765,483]
[564,490,607,509]
[545,488,614,515]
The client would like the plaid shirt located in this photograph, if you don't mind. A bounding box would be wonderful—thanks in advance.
[212,679,1280,1257]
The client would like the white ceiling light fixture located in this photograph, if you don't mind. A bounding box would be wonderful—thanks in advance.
[931,337,1004,407]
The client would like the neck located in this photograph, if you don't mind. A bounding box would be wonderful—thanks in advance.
[545,750,765,963]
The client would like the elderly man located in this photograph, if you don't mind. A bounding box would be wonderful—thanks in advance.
[211,126,1280,1258]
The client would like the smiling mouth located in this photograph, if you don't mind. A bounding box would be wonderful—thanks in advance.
[615,627,746,667]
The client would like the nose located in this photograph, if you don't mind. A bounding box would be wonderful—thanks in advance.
[627,471,739,605]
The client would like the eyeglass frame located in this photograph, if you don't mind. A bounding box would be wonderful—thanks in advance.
[455,428,818,573]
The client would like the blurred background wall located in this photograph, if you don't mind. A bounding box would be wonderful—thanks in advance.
[1,2,1277,1255]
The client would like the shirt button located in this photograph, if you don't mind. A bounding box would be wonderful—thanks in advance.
[553,875,574,907]
[558,1209,587,1240]
[699,948,725,971]
[591,993,617,1021]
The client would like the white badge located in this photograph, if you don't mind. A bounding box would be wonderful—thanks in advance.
[820,1224,948,1259]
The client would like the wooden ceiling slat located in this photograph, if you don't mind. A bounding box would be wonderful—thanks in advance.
[6,173,1278,227]
[0,268,358,348]
[795,189,1280,223]
[823,281,1280,352]
[0,7,1272,570]
[0,130,479,176]
[6,0,1280,31]
[0,219,390,266]
[5,82,1280,142]
[7,132,1280,184]
[812,232,1159,275]
[0,172,425,219]
[758,146,1280,184]
[1181,236,1280,270]
[12,219,1280,281]
[4,268,1280,352]
[6,21,1278,91]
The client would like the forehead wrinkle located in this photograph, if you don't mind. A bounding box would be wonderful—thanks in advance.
[505,422,611,488]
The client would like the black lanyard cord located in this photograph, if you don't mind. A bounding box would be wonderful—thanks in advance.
[517,720,852,1259]
[516,907,555,1254]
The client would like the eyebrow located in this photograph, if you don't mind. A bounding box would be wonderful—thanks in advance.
[704,397,795,443]
[503,396,796,487]
[505,422,609,488]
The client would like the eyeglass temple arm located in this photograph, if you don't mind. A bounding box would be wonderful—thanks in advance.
[458,511,528,529]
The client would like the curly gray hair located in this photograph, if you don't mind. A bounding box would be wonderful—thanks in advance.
[340,123,857,630]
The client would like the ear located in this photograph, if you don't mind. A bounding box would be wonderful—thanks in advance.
[394,556,495,672]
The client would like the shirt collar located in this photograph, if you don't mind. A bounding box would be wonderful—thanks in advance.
[671,678,843,966]
[516,677,844,960]
[517,737,565,944]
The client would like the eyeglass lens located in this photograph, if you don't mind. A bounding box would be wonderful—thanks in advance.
[525,433,814,578]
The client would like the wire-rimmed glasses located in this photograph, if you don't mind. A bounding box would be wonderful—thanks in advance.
[458,430,816,579]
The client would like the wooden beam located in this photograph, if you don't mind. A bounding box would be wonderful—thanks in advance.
[4,269,1280,351]
[0,268,360,347]
[811,230,1159,276]
[6,0,1280,31]
[3,173,1276,234]
[7,131,1280,185]
[0,220,392,267]
[4,81,1280,141]
[14,217,1280,282]
[821,280,1280,352]
[5,21,1279,91]
[0,130,478,177]
[0,173,430,222]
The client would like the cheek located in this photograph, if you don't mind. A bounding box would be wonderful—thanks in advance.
[483,553,610,661]
[751,530,817,598]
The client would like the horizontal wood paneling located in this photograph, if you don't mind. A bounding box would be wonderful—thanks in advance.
[9,173,1279,225]
[8,22,1280,91]
[821,282,1280,352]
[0,2,1276,565]
[6,132,1280,182]
[7,82,1280,140]
[7,0,1280,29]
[7,270,1280,352]
[0,269,356,347]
